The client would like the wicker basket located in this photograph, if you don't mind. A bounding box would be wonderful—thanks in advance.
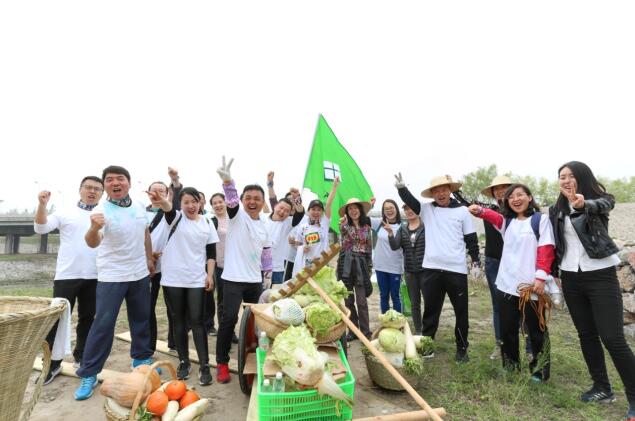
[103,360,203,421]
[363,352,421,391]
[250,303,351,344]
[0,296,66,421]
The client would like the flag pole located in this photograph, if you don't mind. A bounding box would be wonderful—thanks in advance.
[301,113,323,198]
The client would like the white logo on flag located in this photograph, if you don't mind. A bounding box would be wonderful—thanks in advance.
[323,161,341,181]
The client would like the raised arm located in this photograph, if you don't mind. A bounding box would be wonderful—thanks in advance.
[85,213,105,248]
[325,176,340,219]
[217,156,239,219]
[394,172,421,214]
[267,171,278,209]
[168,167,182,211]
[289,188,305,227]
[34,191,59,233]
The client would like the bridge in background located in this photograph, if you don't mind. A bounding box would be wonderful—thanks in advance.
[0,217,57,254]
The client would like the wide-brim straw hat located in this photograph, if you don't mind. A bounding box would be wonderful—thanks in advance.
[338,198,372,217]
[420,175,462,198]
[480,175,513,198]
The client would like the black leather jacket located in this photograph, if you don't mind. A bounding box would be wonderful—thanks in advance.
[549,196,619,272]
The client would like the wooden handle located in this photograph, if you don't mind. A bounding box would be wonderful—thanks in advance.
[129,360,177,420]
[306,277,444,421]
[353,408,446,420]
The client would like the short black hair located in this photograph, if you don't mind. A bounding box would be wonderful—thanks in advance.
[240,184,265,200]
[102,165,131,182]
[179,187,201,202]
[80,176,103,188]
[148,181,169,194]
[210,192,225,206]
[501,184,541,218]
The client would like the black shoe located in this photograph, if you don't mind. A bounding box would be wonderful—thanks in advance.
[208,327,217,337]
[346,333,358,342]
[580,385,615,403]
[177,360,191,380]
[43,363,63,386]
[626,403,635,420]
[455,347,469,363]
[232,333,239,344]
[199,365,213,386]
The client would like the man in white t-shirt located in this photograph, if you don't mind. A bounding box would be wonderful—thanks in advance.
[215,156,272,384]
[395,174,481,363]
[34,176,104,385]
[74,165,166,401]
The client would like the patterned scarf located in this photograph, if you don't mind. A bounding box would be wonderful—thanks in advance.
[77,201,98,211]
[108,195,132,208]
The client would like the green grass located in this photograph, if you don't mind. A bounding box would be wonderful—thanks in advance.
[400,280,635,420]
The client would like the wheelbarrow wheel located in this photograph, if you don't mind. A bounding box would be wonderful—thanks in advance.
[238,305,257,395]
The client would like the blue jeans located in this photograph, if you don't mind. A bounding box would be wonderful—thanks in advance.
[484,257,502,342]
[77,277,152,377]
[271,271,284,285]
[376,271,402,314]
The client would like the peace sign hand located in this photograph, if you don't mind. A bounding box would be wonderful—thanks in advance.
[394,172,405,189]
[217,155,234,183]
[560,181,584,209]
[382,220,394,236]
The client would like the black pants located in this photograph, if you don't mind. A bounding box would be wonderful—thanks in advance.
[45,279,97,368]
[216,281,261,364]
[283,260,294,282]
[562,266,635,403]
[497,289,550,380]
[421,269,469,350]
[215,267,225,328]
[405,271,425,335]
[204,289,216,333]
[163,286,208,366]
[149,273,175,351]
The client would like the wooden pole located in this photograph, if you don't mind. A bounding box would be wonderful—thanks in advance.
[305,277,444,421]
[353,408,446,421]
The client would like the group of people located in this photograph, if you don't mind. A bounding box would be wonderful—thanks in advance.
[34,158,634,419]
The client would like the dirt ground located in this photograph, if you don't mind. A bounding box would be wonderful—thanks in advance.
[23,292,430,421]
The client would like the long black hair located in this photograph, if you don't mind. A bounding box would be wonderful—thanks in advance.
[555,161,612,215]
[381,199,401,224]
[501,184,541,218]
[345,203,371,227]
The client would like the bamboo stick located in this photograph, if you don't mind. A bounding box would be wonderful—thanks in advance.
[306,277,444,421]
[353,408,446,421]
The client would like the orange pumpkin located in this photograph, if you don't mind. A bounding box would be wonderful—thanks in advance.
[100,372,152,408]
[179,390,200,409]
[165,380,187,401]
[146,390,169,415]
[133,365,161,392]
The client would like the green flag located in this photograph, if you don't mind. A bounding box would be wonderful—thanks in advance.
[303,115,374,233]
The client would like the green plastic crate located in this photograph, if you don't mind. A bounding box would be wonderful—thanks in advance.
[256,342,355,421]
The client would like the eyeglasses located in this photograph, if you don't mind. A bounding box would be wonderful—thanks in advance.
[82,185,104,193]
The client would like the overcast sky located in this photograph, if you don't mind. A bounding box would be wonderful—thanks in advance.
[1,1,633,212]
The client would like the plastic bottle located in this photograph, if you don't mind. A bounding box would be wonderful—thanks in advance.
[262,378,273,393]
[259,331,270,352]
[273,371,285,393]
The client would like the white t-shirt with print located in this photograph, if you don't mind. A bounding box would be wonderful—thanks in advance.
[146,210,169,273]
[160,212,220,288]
[495,214,555,297]
[34,205,98,280]
[371,217,404,275]
[222,208,271,283]
[266,216,294,272]
[93,201,149,283]
[419,203,475,274]
[292,215,330,277]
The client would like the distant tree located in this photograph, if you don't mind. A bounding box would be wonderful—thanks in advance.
[458,164,501,204]
[599,176,635,203]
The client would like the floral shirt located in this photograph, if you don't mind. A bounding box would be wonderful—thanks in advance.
[339,223,372,255]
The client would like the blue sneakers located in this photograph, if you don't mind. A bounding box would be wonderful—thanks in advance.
[74,376,97,400]
[132,358,161,374]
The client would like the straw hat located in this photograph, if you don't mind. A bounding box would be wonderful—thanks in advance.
[338,198,372,217]
[480,175,513,198]
[420,175,462,198]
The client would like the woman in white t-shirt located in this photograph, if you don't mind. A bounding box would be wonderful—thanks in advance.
[290,179,339,277]
[371,199,405,314]
[469,184,555,383]
[160,187,219,386]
